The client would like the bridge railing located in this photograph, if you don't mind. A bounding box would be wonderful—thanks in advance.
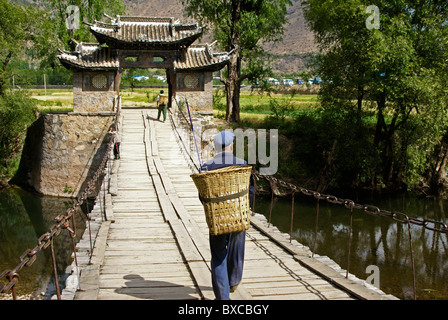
[0,100,121,300]
[168,100,448,300]
[169,100,202,174]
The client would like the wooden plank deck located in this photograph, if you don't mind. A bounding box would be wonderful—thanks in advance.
[74,107,392,301]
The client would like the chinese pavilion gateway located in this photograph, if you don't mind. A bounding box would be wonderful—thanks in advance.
[15,16,229,198]
[58,16,231,112]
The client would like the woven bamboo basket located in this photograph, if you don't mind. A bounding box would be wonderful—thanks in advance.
[191,165,251,236]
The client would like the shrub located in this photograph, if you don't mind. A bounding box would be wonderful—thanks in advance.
[0,91,37,178]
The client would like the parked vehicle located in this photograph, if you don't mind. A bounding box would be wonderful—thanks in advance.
[267,78,279,86]
[313,77,323,84]
[282,79,294,86]
[134,75,149,81]
[153,75,167,82]
[296,78,304,85]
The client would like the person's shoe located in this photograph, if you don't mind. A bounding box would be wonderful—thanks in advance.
[230,284,239,292]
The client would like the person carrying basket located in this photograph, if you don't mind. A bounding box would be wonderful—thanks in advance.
[156,90,168,122]
[199,130,254,300]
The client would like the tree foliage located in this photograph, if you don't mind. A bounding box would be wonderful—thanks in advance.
[303,0,448,193]
[0,0,60,182]
[0,0,126,182]
[181,0,292,122]
[0,91,37,178]
[42,0,125,51]
[0,0,56,94]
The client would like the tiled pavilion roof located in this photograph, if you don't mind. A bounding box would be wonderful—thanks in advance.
[173,44,230,72]
[58,16,231,72]
[88,16,204,50]
[58,42,230,72]
[58,43,119,71]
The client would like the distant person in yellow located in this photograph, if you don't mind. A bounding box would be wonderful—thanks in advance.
[156,90,168,122]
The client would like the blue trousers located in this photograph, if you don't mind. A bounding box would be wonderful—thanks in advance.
[209,230,246,300]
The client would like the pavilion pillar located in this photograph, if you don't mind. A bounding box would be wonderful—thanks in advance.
[167,67,176,109]
[114,67,122,93]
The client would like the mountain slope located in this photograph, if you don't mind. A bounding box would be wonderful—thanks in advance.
[123,0,318,73]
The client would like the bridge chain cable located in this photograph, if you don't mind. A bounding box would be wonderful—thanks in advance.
[258,173,448,234]
[0,108,120,300]
[254,172,448,300]
[168,101,448,235]
[170,99,447,300]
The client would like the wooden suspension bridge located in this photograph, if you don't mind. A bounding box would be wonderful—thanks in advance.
[67,107,396,301]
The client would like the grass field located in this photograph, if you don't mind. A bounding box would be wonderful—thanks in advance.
[26,87,320,188]
[215,88,320,125]
[30,89,74,112]
[29,87,320,121]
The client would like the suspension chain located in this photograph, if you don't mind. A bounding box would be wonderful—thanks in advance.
[1,116,116,298]
[258,173,448,234]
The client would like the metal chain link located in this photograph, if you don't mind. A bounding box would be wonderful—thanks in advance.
[259,173,448,234]
[167,106,445,300]
[168,104,448,234]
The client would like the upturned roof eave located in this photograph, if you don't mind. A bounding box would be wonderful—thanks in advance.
[57,56,119,71]
[175,60,229,72]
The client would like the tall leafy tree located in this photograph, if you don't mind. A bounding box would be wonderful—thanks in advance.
[0,0,51,179]
[0,0,56,94]
[303,0,448,192]
[181,0,292,123]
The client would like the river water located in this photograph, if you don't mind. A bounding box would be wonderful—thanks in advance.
[0,186,87,299]
[254,192,448,300]
[1,185,447,300]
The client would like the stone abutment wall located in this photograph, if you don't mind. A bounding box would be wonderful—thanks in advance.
[14,112,115,198]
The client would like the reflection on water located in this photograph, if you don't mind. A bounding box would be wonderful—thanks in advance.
[0,186,87,299]
[255,192,448,300]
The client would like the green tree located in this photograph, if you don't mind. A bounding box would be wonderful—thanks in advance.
[303,0,448,192]
[0,91,37,179]
[0,0,63,182]
[0,0,56,94]
[181,0,292,123]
